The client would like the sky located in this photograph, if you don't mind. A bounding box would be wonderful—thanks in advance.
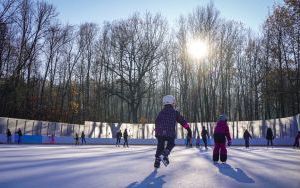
[46,0,284,33]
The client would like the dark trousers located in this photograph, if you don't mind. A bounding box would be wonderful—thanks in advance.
[293,138,299,147]
[186,137,192,147]
[116,138,121,145]
[81,138,86,144]
[203,138,207,148]
[213,143,227,162]
[17,136,22,144]
[155,136,175,158]
[245,139,250,148]
[7,136,11,144]
[267,139,273,146]
[123,137,128,147]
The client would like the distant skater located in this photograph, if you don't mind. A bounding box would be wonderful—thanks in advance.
[81,131,86,144]
[116,130,122,147]
[186,134,192,147]
[75,133,79,145]
[266,128,274,147]
[293,131,300,149]
[50,134,55,144]
[17,128,22,144]
[196,135,200,148]
[201,126,209,149]
[123,129,129,147]
[243,129,252,149]
[6,128,12,144]
[154,95,192,168]
[213,114,231,163]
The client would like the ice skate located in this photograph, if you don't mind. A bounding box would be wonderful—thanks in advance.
[160,155,169,167]
[154,157,161,169]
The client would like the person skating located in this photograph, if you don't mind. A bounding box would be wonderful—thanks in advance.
[6,128,12,144]
[116,130,122,147]
[50,134,55,144]
[213,114,231,163]
[74,133,79,145]
[154,95,192,168]
[266,127,274,147]
[293,131,300,149]
[201,126,209,149]
[123,129,129,147]
[243,129,252,149]
[17,128,22,144]
[196,135,200,148]
[81,131,86,144]
[186,134,192,148]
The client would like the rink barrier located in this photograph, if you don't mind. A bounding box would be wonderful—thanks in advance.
[0,114,299,140]
[0,134,296,146]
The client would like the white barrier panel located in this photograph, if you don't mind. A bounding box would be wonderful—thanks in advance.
[1,114,299,139]
[87,115,299,139]
[0,117,8,134]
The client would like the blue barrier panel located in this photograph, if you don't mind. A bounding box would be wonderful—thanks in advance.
[15,135,43,144]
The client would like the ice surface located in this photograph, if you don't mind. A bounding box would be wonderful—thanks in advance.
[0,145,299,188]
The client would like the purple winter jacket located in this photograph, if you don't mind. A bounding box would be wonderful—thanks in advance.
[213,120,231,144]
[155,105,189,138]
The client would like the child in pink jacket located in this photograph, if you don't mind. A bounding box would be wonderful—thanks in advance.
[213,114,231,163]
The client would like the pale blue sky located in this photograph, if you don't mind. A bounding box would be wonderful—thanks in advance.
[46,0,284,33]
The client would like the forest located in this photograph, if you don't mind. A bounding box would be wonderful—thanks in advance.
[0,0,299,124]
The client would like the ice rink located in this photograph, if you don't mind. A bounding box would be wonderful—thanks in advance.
[0,145,299,188]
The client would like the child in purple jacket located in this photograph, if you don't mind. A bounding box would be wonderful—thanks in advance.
[213,114,231,163]
[154,95,192,168]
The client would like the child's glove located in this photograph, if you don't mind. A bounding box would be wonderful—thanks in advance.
[228,141,232,146]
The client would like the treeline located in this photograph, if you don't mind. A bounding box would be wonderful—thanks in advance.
[0,0,299,123]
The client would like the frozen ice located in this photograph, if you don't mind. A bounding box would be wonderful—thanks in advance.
[0,145,299,188]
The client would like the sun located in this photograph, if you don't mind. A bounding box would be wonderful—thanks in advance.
[187,39,208,60]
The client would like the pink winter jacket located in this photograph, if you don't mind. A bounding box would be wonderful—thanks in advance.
[213,120,232,144]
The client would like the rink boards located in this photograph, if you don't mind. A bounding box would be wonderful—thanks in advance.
[0,114,299,144]
[0,133,296,146]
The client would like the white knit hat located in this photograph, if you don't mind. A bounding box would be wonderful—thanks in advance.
[163,95,176,105]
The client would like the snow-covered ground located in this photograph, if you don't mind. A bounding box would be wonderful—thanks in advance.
[0,145,299,188]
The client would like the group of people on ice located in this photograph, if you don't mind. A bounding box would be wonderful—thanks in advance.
[153,95,300,168]
[5,128,23,144]
[115,129,129,147]
[74,131,87,145]
[193,126,209,149]
[153,94,231,168]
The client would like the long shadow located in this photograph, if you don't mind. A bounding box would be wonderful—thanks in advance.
[216,163,255,183]
[229,154,300,171]
[229,147,300,161]
[126,169,166,188]
[196,149,255,184]
[0,147,155,171]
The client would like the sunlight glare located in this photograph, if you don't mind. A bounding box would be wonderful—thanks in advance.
[187,39,208,59]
